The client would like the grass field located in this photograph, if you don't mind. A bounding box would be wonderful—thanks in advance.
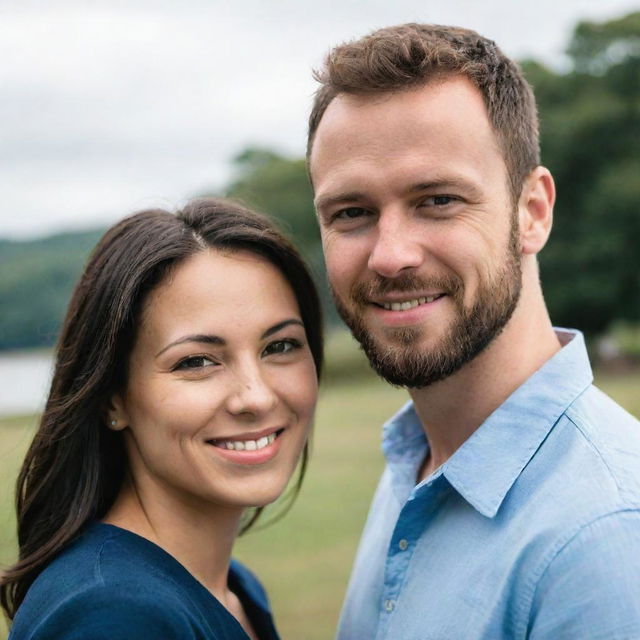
[0,339,638,639]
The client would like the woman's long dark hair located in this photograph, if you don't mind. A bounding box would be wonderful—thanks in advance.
[0,198,323,620]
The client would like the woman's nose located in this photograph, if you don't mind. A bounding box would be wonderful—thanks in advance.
[225,367,278,417]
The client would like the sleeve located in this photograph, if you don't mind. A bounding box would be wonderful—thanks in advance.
[26,585,201,640]
[528,510,640,639]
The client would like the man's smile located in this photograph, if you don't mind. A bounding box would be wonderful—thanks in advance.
[374,294,447,311]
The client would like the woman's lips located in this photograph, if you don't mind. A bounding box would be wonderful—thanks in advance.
[205,428,285,465]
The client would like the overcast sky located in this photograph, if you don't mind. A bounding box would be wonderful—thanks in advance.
[1,0,638,239]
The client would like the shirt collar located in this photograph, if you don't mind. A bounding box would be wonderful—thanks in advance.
[382,401,428,501]
[382,329,594,517]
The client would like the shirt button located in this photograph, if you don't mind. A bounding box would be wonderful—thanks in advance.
[398,539,408,551]
[384,599,395,612]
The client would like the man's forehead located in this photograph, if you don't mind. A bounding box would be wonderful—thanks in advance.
[309,77,501,189]
[311,78,489,150]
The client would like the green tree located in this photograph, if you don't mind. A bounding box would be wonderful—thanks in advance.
[2,11,638,353]
[0,231,103,350]
[527,11,640,336]
[225,147,319,255]
[220,147,337,323]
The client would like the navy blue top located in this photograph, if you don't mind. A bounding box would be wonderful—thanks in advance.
[10,522,280,640]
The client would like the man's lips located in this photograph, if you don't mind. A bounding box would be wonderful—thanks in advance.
[370,293,447,311]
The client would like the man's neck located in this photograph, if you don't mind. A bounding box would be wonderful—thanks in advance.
[411,289,561,481]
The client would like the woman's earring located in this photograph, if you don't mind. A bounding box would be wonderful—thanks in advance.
[111,419,118,427]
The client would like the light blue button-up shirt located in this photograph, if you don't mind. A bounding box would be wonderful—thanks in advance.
[337,330,640,639]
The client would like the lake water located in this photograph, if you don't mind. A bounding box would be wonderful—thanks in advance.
[0,351,54,416]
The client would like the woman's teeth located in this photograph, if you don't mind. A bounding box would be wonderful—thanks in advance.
[382,295,440,311]
[218,432,277,451]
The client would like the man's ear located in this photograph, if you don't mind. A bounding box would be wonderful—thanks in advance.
[106,393,129,431]
[518,166,555,256]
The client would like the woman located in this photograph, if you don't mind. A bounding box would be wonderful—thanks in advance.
[1,198,323,639]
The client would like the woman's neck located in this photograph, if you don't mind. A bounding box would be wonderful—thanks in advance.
[103,476,243,606]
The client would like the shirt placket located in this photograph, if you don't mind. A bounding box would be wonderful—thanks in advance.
[376,477,444,640]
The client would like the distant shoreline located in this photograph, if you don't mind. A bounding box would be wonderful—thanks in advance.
[0,352,53,418]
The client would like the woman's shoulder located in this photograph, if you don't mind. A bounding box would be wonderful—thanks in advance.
[19,522,183,597]
[10,523,279,640]
[11,580,198,640]
[10,523,202,639]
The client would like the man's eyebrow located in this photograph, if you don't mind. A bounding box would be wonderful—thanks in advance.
[314,192,366,213]
[261,319,304,339]
[315,178,482,212]
[156,334,224,358]
[408,178,483,198]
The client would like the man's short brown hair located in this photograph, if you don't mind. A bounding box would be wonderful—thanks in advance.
[308,23,540,204]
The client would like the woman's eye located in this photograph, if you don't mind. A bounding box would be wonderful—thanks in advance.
[263,339,302,356]
[174,355,217,371]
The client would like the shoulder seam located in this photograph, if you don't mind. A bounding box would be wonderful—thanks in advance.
[94,528,129,586]
[95,532,218,623]
[563,408,622,496]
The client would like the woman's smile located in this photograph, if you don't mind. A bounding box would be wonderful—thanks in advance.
[110,248,318,511]
[205,427,286,465]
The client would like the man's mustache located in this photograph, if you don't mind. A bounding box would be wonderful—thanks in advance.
[349,273,464,305]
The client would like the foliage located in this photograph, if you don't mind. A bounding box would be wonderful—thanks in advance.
[1,11,638,350]
[567,11,640,74]
[521,11,640,336]
[222,146,338,324]
[225,148,320,255]
[611,322,640,359]
[0,231,103,350]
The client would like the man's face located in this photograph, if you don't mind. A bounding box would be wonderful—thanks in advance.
[309,77,523,388]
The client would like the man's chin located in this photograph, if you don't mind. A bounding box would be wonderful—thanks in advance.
[348,324,450,388]
[380,324,433,347]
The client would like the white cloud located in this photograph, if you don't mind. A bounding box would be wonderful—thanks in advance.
[1,0,638,237]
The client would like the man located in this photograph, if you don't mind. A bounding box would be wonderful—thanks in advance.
[307,24,640,639]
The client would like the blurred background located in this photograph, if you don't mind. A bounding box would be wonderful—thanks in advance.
[1,1,639,638]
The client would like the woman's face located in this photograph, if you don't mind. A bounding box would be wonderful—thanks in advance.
[111,249,318,514]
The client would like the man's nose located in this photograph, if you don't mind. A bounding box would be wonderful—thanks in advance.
[225,365,278,417]
[367,212,424,278]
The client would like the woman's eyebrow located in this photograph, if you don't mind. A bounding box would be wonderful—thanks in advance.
[155,334,224,358]
[261,319,304,339]
[154,320,304,358]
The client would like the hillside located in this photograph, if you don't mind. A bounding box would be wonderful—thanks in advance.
[0,230,104,350]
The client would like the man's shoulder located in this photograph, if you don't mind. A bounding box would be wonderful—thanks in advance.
[517,382,640,522]
[563,383,640,505]
[568,382,640,435]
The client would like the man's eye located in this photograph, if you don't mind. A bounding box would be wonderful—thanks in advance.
[333,207,370,221]
[263,339,302,356]
[425,195,457,206]
[174,355,217,370]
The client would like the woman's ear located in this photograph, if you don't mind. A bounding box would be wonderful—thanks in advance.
[518,166,556,256]
[106,393,128,431]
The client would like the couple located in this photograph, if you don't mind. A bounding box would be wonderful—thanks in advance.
[3,23,640,640]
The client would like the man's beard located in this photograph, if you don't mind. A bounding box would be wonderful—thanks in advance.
[332,220,522,389]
